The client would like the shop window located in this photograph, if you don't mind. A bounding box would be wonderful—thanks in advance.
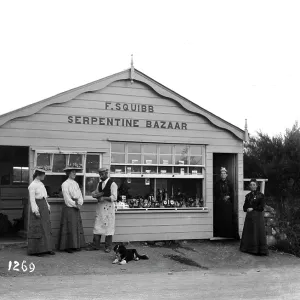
[110,142,206,209]
[174,145,188,165]
[13,167,29,184]
[68,154,83,168]
[34,151,102,199]
[36,153,52,171]
[114,177,203,208]
[52,154,67,173]
[159,145,173,165]
[86,154,100,174]
[128,143,141,164]
[85,177,99,197]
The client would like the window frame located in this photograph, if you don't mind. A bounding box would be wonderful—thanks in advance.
[34,150,102,200]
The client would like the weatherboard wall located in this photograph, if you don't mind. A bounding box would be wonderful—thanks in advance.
[0,79,244,242]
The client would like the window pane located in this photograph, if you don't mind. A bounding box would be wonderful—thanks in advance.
[144,144,157,154]
[188,167,202,175]
[159,154,172,164]
[13,167,22,182]
[36,153,51,170]
[128,143,141,153]
[174,166,188,174]
[190,156,203,165]
[175,145,189,155]
[158,166,172,174]
[131,165,141,173]
[111,153,125,164]
[142,166,157,174]
[69,154,83,168]
[143,154,157,164]
[128,154,141,164]
[175,155,188,165]
[110,165,125,174]
[21,167,29,183]
[86,154,100,173]
[52,154,66,172]
[190,146,203,155]
[111,143,125,153]
[159,145,172,155]
[85,177,99,196]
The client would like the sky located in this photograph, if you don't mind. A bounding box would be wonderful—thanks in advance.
[0,0,299,137]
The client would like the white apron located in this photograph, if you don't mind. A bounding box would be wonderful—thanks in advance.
[93,200,115,235]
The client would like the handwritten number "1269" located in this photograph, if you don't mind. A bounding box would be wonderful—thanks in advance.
[8,261,35,272]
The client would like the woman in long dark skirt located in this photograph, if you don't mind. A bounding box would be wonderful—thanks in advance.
[240,178,269,256]
[27,168,55,256]
[58,166,85,253]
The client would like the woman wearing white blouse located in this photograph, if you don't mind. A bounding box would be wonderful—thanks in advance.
[27,168,55,256]
[58,166,85,253]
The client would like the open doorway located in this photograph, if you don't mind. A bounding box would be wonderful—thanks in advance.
[0,146,29,241]
[213,153,239,239]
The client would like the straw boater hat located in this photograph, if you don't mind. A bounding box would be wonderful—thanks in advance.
[34,165,51,173]
[63,165,83,172]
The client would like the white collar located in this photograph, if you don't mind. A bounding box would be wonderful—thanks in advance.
[102,178,109,184]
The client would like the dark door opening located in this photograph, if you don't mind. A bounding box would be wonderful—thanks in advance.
[0,146,29,240]
[213,153,239,239]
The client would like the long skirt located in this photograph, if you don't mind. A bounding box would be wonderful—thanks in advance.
[58,205,85,250]
[240,211,269,255]
[214,198,235,238]
[27,198,52,255]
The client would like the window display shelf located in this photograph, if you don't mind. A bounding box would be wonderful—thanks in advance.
[111,174,204,179]
[115,207,209,213]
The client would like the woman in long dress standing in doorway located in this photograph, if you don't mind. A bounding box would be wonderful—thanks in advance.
[240,178,268,255]
[58,166,85,253]
[27,167,55,256]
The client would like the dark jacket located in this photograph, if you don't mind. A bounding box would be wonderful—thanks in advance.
[243,190,265,212]
[98,178,114,197]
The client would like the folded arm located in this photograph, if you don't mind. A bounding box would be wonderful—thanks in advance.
[62,185,78,208]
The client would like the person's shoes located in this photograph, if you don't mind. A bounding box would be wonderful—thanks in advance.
[65,249,74,253]
[85,245,100,251]
[48,251,56,255]
[73,248,81,252]
[105,248,112,253]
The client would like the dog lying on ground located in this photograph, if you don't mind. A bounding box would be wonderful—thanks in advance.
[112,244,149,265]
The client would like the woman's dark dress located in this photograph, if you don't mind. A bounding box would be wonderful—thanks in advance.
[27,198,53,255]
[240,191,268,255]
[58,206,85,250]
[214,179,236,238]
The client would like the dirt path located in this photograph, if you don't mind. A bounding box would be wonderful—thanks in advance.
[1,240,299,278]
[1,267,300,300]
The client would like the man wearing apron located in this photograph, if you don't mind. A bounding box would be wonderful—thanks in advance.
[91,167,118,252]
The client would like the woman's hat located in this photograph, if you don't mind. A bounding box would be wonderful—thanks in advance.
[220,167,227,173]
[63,164,83,172]
[249,178,257,184]
[34,166,50,173]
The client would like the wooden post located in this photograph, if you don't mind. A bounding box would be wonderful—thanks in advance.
[260,180,266,194]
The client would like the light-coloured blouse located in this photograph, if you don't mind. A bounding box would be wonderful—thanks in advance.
[28,178,48,212]
[61,178,84,208]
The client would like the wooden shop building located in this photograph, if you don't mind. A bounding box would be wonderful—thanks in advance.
[0,63,253,245]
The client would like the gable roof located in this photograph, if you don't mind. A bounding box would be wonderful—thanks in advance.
[0,68,245,140]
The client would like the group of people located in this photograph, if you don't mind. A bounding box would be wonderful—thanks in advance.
[27,164,269,257]
[215,167,269,256]
[27,166,117,256]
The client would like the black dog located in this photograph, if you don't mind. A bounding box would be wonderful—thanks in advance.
[113,244,149,265]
